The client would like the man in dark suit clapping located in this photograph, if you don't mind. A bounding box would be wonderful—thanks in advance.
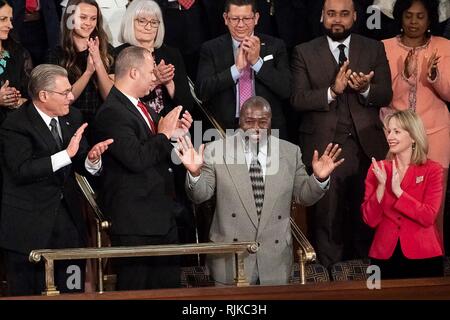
[291,0,392,268]
[0,64,113,296]
[94,46,193,290]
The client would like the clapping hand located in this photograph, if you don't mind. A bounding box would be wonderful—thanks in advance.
[172,109,193,139]
[391,160,403,198]
[371,157,387,186]
[158,106,193,139]
[235,44,248,72]
[0,80,20,108]
[348,71,374,92]
[87,36,103,68]
[67,123,88,158]
[154,59,175,85]
[331,60,351,96]
[426,49,440,81]
[241,35,261,65]
[88,138,114,164]
[404,49,417,78]
[311,143,344,180]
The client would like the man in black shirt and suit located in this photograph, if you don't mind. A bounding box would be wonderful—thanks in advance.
[0,64,113,296]
[94,46,193,290]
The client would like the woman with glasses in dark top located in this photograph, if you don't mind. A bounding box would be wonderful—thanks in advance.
[47,0,114,126]
[114,0,192,117]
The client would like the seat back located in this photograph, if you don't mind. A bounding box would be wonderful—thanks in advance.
[180,266,215,287]
[444,256,450,277]
[290,262,330,283]
[330,259,371,281]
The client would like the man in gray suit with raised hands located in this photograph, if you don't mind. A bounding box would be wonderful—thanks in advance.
[177,96,343,285]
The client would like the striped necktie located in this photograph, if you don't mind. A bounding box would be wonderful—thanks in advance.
[249,155,264,217]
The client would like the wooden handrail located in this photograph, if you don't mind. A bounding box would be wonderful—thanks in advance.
[74,173,110,293]
[29,242,258,296]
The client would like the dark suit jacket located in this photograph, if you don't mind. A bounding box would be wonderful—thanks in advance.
[0,103,89,254]
[255,0,309,48]
[290,34,392,166]
[196,33,290,132]
[113,43,193,114]
[93,86,177,236]
[155,0,208,54]
[12,0,60,50]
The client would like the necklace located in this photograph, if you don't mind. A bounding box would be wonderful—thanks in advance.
[0,50,10,76]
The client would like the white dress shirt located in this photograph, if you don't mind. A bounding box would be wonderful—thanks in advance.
[122,93,154,131]
[188,135,330,189]
[326,35,370,104]
[34,105,101,175]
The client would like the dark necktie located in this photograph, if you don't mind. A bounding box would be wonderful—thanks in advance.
[178,0,195,10]
[50,118,63,150]
[137,100,157,134]
[338,44,347,66]
[249,155,265,217]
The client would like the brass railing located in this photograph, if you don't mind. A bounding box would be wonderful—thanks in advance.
[75,174,110,293]
[29,242,258,296]
[188,77,317,284]
[34,77,317,298]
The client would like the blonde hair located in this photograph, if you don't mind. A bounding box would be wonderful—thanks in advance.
[384,109,428,165]
[120,0,165,49]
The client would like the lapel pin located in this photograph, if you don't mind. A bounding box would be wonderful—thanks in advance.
[66,121,70,126]
[416,176,424,184]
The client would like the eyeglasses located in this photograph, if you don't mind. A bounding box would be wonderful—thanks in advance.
[135,18,160,28]
[46,89,73,98]
[226,15,255,26]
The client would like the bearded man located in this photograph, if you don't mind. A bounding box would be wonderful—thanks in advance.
[290,0,392,268]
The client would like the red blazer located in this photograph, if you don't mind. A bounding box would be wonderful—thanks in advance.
[361,159,444,260]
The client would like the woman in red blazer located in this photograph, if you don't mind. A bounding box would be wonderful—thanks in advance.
[362,109,444,279]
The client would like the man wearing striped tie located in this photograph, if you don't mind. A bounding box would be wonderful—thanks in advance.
[179,96,343,285]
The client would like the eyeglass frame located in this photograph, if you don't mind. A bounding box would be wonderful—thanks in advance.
[135,17,160,28]
[225,14,257,26]
[46,88,73,98]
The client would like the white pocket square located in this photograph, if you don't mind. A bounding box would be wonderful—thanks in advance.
[263,54,274,62]
[416,176,424,184]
